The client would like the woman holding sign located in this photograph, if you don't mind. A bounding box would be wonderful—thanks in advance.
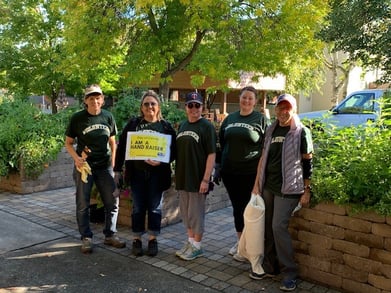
[114,90,176,257]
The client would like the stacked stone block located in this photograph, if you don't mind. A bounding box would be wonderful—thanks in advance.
[290,202,391,293]
[0,148,74,194]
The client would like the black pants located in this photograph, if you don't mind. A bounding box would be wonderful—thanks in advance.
[222,172,256,233]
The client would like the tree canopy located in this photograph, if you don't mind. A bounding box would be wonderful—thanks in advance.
[318,0,391,83]
[1,0,329,102]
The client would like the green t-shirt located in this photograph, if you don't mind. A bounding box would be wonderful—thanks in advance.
[264,124,312,194]
[175,118,216,192]
[219,110,268,174]
[65,109,117,169]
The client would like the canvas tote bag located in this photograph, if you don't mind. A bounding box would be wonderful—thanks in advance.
[237,193,265,275]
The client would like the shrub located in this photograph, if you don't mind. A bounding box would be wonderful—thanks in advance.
[311,92,391,215]
[111,88,186,131]
[0,99,74,178]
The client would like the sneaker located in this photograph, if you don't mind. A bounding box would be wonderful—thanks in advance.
[104,235,126,248]
[179,244,204,261]
[132,239,143,256]
[229,241,238,256]
[175,241,191,257]
[280,279,297,291]
[147,239,158,256]
[249,270,276,280]
[233,253,246,262]
[81,237,93,254]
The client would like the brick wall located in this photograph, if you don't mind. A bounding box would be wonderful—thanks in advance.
[0,148,74,194]
[290,202,391,293]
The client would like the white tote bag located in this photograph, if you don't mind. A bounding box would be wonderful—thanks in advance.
[237,193,265,275]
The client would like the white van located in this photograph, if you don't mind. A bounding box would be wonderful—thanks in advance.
[298,89,388,127]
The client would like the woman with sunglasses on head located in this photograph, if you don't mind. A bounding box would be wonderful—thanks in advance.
[217,86,269,259]
[114,90,176,257]
[175,92,216,261]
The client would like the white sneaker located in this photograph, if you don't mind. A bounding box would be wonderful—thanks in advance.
[233,253,246,262]
[176,241,191,257]
[229,241,238,256]
[179,244,204,261]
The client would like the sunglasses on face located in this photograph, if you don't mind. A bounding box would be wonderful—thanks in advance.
[186,103,201,109]
[143,102,157,107]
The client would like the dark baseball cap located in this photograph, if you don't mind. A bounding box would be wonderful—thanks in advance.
[185,92,203,104]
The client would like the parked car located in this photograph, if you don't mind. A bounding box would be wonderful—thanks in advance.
[299,89,388,128]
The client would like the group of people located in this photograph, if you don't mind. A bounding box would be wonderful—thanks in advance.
[65,84,313,292]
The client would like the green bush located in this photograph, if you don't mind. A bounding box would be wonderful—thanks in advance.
[311,92,391,215]
[0,99,74,178]
[111,89,186,131]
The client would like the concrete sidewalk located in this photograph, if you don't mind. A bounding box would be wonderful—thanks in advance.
[0,188,341,293]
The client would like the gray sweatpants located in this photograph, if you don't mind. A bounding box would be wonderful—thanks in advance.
[262,189,300,281]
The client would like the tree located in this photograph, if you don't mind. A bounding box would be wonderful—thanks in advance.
[319,0,391,83]
[323,45,356,106]
[1,0,329,102]
[63,0,329,98]
[0,0,81,112]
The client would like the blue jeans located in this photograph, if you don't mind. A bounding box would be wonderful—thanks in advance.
[74,166,119,239]
[130,170,163,236]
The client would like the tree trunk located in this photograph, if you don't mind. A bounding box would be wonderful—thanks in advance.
[159,81,170,101]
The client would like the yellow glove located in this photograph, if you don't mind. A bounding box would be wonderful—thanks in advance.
[77,161,92,183]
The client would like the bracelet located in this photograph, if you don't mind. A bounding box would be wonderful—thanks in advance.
[304,185,312,190]
[202,179,209,184]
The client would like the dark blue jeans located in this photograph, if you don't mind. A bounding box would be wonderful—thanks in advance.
[130,170,163,236]
[74,166,118,239]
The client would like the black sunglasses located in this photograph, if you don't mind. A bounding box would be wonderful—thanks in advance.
[187,103,201,109]
[143,102,157,107]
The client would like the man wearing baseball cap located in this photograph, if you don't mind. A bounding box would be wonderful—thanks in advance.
[252,93,313,291]
[65,84,125,253]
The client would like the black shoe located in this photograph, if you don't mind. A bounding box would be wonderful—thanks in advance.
[249,270,276,280]
[147,239,158,256]
[132,239,143,256]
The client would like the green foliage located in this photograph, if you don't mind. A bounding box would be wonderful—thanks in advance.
[318,0,391,83]
[310,93,391,215]
[160,102,187,128]
[111,88,186,131]
[0,99,74,178]
[63,0,328,95]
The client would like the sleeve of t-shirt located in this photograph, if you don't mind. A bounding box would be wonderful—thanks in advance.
[65,116,76,138]
[301,127,314,154]
[205,122,217,155]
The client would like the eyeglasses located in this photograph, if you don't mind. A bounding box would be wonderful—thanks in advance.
[143,102,157,107]
[186,103,201,109]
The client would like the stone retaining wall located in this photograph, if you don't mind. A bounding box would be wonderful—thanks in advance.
[0,148,74,194]
[290,203,391,293]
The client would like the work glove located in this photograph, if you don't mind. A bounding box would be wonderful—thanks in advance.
[77,161,92,183]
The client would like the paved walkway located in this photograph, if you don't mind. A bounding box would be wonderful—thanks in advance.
[0,187,341,293]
